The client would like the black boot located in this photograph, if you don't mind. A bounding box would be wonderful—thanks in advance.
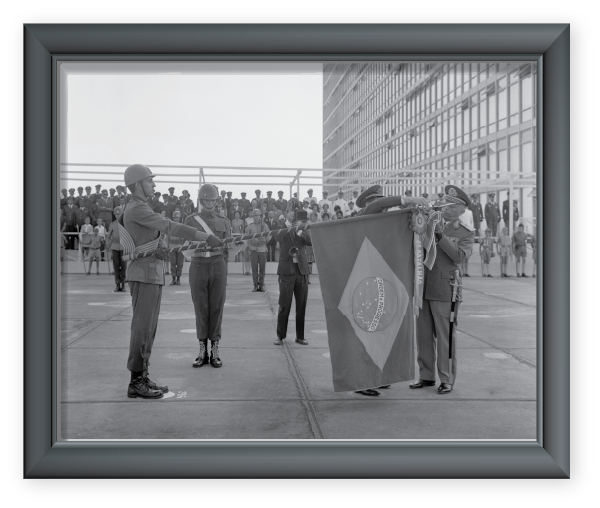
[170,277,177,285]
[113,284,120,293]
[193,340,209,368]
[176,276,181,285]
[143,370,168,393]
[258,284,265,292]
[210,340,223,368]
[252,284,258,292]
[127,374,164,399]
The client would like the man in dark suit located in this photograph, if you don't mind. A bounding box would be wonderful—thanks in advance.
[62,197,79,250]
[469,193,483,239]
[265,210,279,261]
[275,190,288,213]
[273,209,312,346]
[228,198,245,221]
[60,189,68,208]
[239,192,251,217]
[263,190,276,212]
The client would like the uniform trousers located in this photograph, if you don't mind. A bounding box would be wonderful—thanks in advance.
[489,221,499,236]
[277,263,308,341]
[416,298,458,384]
[111,249,127,284]
[127,282,162,372]
[266,241,276,261]
[189,257,226,341]
[169,251,184,277]
[250,250,266,285]
[64,225,76,250]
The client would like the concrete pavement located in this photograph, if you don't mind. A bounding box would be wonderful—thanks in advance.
[60,264,537,440]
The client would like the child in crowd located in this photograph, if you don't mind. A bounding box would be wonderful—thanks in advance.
[480,228,495,277]
[87,227,102,275]
[321,212,331,222]
[231,211,245,262]
[321,203,330,219]
[497,226,512,277]
[79,216,93,258]
[96,217,106,261]
[512,223,529,277]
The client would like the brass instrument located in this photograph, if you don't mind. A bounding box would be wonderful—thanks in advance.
[288,246,299,257]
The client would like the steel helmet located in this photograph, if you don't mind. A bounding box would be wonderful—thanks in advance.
[124,164,157,187]
[251,209,262,217]
[199,183,219,200]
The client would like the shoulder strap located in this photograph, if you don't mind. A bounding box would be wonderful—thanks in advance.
[194,215,214,235]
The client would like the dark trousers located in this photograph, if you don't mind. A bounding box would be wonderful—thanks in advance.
[111,249,127,284]
[127,282,162,372]
[489,221,498,236]
[266,241,276,261]
[189,257,227,341]
[250,250,266,285]
[416,298,458,384]
[169,251,184,277]
[65,225,76,250]
[277,264,308,341]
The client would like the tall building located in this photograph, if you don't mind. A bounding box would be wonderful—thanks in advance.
[322,62,537,230]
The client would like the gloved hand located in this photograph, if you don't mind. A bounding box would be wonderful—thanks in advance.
[153,246,169,260]
[206,235,223,248]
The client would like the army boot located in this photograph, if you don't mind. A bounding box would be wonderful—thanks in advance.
[210,340,223,368]
[143,370,169,393]
[193,340,209,368]
[127,373,164,399]
[176,276,181,285]
[170,277,177,285]
[252,283,258,292]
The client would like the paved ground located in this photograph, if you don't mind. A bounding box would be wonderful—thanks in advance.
[60,261,537,440]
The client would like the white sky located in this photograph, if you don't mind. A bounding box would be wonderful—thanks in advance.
[61,63,324,200]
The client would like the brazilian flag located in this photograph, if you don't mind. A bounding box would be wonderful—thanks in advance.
[311,210,415,392]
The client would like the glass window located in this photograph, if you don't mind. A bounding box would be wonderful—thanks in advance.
[509,81,519,127]
[522,142,533,173]
[522,75,533,122]
[489,89,497,133]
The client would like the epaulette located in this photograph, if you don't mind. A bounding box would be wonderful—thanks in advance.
[460,221,475,232]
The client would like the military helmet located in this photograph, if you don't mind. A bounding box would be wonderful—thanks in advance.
[124,164,157,187]
[199,183,219,200]
[251,209,262,217]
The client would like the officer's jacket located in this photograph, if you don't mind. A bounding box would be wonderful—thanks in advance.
[124,195,204,285]
[424,220,475,301]
[97,196,113,222]
[75,208,91,228]
[184,209,231,258]
[469,202,483,224]
[239,198,251,214]
[62,204,79,226]
[275,223,312,276]
[485,202,501,224]
[275,198,288,211]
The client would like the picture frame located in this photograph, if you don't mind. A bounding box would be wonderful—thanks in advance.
[24,23,569,478]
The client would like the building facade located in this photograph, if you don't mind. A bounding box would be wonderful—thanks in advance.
[322,62,537,231]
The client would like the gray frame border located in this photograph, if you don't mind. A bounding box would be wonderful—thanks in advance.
[24,24,569,478]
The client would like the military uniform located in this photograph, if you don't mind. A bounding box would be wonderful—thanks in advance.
[239,195,251,216]
[415,186,475,392]
[184,206,231,367]
[485,196,501,236]
[63,202,79,249]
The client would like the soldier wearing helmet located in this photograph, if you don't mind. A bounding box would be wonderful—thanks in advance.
[122,165,223,400]
[184,183,232,369]
[244,208,270,292]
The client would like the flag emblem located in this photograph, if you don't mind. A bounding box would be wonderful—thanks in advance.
[338,237,409,371]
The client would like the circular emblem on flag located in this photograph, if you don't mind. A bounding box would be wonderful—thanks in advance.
[448,187,457,197]
[352,277,399,332]
[410,210,426,234]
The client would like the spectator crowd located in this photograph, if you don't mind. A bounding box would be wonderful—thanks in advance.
[60,184,535,279]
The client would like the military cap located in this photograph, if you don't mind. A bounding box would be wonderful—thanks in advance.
[277,190,284,195]
[337,189,344,194]
[168,187,175,191]
[69,188,75,192]
[110,188,116,192]
[77,186,83,191]
[241,192,247,196]
[293,192,298,197]
[154,191,161,197]
[488,192,495,197]
[95,184,101,189]
[255,189,261,193]
[61,188,67,193]
[116,185,123,190]
[226,191,232,196]
[182,189,188,194]
[444,185,471,207]
[323,190,329,195]
[102,189,108,194]
[356,185,384,209]
[352,189,359,194]
[85,186,91,190]
[404,189,412,196]
[437,192,444,197]
[162,193,169,198]
[471,193,478,198]
[422,193,429,198]
[251,209,262,217]
[267,190,272,195]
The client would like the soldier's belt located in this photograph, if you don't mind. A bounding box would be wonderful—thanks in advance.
[192,249,223,258]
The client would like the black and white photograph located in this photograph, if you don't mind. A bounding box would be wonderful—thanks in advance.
[58,60,538,441]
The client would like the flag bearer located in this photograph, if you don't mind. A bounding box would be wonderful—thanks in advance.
[409,185,475,394]
[122,164,222,400]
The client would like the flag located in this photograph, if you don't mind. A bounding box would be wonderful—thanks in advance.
[311,210,415,392]
[118,222,159,260]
